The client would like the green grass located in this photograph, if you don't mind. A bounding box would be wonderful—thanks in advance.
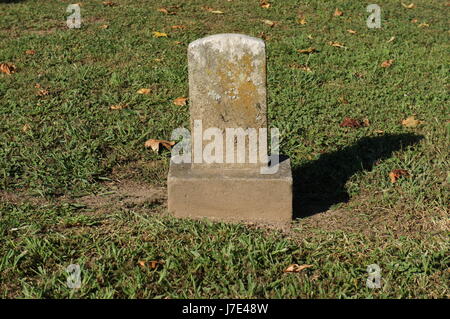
[0,0,448,298]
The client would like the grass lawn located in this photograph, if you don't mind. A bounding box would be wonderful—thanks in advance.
[0,0,448,298]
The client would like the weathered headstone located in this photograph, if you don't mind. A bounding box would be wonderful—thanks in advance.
[168,34,292,228]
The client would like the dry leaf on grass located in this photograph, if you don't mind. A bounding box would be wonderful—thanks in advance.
[297,18,307,25]
[328,41,345,48]
[402,115,424,127]
[157,8,176,15]
[153,31,168,38]
[260,1,271,9]
[25,50,36,55]
[289,64,312,72]
[36,89,49,96]
[173,97,188,106]
[401,3,416,9]
[138,260,161,269]
[334,8,344,16]
[99,24,109,29]
[339,117,369,128]
[22,123,31,132]
[297,47,317,54]
[284,264,313,273]
[262,19,276,27]
[387,36,396,43]
[102,1,117,7]
[411,19,419,23]
[0,63,16,75]
[347,29,357,34]
[137,88,151,94]
[389,169,410,183]
[110,104,127,110]
[171,25,185,30]
[380,59,394,68]
[144,139,175,152]
[418,23,429,28]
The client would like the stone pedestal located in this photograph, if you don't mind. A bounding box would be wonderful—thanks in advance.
[168,159,292,228]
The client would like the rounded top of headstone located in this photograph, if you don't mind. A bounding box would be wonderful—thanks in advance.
[188,33,265,57]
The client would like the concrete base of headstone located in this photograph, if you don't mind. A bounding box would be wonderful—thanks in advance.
[167,158,292,229]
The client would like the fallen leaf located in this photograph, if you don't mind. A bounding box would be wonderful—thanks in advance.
[354,72,364,79]
[173,41,183,45]
[262,19,276,27]
[34,83,41,88]
[307,34,313,40]
[152,31,168,38]
[171,25,185,29]
[144,139,175,152]
[402,115,424,127]
[110,104,127,110]
[328,41,345,48]
[401,2,416,9]
[289,64,312,72]
[37,89,49,96]
[25,50,36,55]
[380,59,394,68]
[297,18,307,25]
[99,24,109,29]
[374,129,385,134]
[297,47,317,54]
[389,169,410,183]
[334,8,343,16]
[0,63,16,75]
[418,23,429,28]
[260,1,271,9]
[157,8,176,15]
[411,18,418,23]
[363,118,370,127]
[173,97,188,106]
[387,36,395,43]
[340,117,364,128]
[338,96,349,104]
[22,123,31,132]
[138,260,161,269]
[347,29,357,34]
[202,6,225,14]
[137,88,151,95]
[102,1,117,7]
[284,264,313,273]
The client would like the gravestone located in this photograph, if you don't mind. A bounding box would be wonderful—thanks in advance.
[168,34,292,228]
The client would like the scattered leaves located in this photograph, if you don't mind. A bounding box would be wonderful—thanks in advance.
[389,169,410,183]
[380,59,394,68]
[297,47,317,54]
[402,115,424,127]
[144,139,175,152]
[401,3,416,9]
[137,88,151,95]
[25,49,36,55]
[173,97,188,106]
[347,29,357,34]
[284,264,313,273]
[418,23,429,28]
[152,31,168,38]
[334,8,343,16]
[0,63,16,75]
[110,104,127,110]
